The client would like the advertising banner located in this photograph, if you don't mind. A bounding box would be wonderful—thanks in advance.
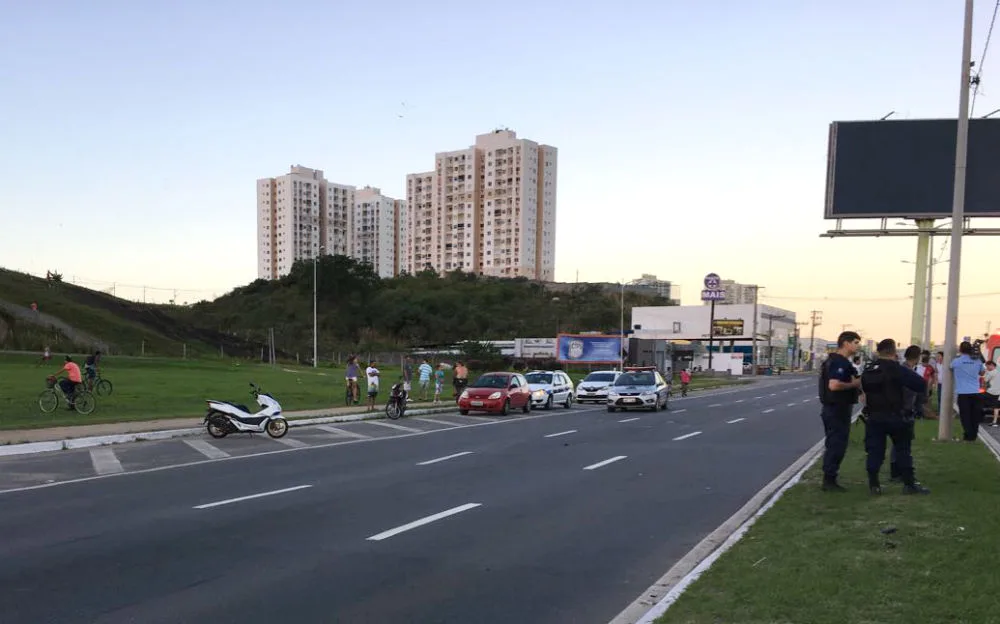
[557,334,622,364]
[712,319,744,337]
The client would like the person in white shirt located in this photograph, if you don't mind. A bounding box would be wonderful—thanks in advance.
[984,361,1000,427]
[365,361,380,411]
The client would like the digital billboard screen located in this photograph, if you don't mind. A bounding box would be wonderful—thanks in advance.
[824,118,1000,219]
[556,334,623,364]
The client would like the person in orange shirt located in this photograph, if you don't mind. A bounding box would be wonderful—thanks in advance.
[54,356,83,410]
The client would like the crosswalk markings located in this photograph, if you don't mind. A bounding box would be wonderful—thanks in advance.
[271,437,308,448]
[315,425,371,439]
[367,420,422,433]
[184,439,230,459]
[89,448,124,475]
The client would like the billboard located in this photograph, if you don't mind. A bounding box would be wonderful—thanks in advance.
[557,334,622,364]
[712,319,744,337]
[515,338,557,359]
[824,118,1000,219]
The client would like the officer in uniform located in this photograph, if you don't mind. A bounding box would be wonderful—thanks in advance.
[818,331,862,492]
[889,345,925,482]
[861,339,931,495]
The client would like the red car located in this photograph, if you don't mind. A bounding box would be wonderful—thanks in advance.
[457,372,532,416]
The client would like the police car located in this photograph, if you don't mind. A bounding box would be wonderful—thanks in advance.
[607,366,671,412]
[524,370,575,410]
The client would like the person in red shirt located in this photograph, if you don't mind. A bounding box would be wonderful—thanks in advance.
[680,369,691,396]
[54,356,83,410]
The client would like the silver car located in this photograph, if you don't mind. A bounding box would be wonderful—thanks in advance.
[607,368,670,412]
[575,370,621,404]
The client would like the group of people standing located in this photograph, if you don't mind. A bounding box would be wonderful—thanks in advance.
[344,355,469,409]
[819,330,993,496]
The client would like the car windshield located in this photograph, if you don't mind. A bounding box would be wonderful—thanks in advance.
[616,372,655,386]
[583,372,616,383]
[471,374,510,389]
[525,372,553,384]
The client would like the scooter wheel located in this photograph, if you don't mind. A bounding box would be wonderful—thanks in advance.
[266,419,289,438]
[206,420,228,439]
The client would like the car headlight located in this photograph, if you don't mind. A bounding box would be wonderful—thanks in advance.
[533,389,547,398]
[488,391,502,400]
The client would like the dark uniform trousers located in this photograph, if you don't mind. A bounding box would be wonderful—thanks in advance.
[865,415,914,484]
[821,403,853,480]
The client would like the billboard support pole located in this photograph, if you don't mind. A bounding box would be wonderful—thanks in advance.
[707,299,716,371]
[751,286,759,376]
[910,219,932,347]
[939,0,975,442]
[619,282,625,372]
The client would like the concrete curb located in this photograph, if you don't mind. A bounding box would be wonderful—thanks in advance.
[610,407,860,624]
[979,428,1000,463]
[0,406,461,458]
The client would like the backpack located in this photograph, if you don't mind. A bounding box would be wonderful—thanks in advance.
[860,360,904,417]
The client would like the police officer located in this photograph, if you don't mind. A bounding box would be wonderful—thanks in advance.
[818,330,862,492]
[889,345,925,482]
[861,339,930,495]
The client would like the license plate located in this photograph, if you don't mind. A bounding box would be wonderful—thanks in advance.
[471,401,484,407]
[625,398,639,404]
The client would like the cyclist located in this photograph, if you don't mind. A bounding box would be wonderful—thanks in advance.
[345,355,360,404]
[84,350,101,389]
[54,355,83,411]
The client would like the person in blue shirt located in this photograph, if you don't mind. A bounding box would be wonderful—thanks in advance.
[951,341,986,442]
[817,331,862,492]
[861,339,930,495]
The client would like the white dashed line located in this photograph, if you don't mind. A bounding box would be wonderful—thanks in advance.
[787,403,797,407]
[89,448,123,475]
[544,430,577,438]
[708,404,722,408]
[734,399,744,403]
[618,417,641,423]
[184,439,230,459]
[763,408,776,414]
[754,396,765,399]
[366,503,482,541]
[194,485,312,510]
[416,451,474,466]
[673,409,687,414]
[412,417,462,427]
[769,393,777,397]
[673,431,703,441]
[726,418,746,424]
[315,425,371,439]
[583,456,628,470]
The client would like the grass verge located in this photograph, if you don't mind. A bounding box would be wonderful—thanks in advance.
[656,420,1000,624]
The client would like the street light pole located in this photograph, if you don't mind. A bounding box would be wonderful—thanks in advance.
[619,282,625,372]
[939,0,975,440]
[313,254,318,368]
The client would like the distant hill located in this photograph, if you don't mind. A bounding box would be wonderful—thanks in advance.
[0,259,675,359]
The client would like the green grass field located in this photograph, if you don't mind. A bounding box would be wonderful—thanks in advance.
[0,354,749,431]
[657,420,1000,624]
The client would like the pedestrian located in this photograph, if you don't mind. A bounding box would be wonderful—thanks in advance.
[918,350,938,418]
[952,341,986,441]
[984,361,1000,427]
[345,355,361,404]
[934,351,945,410]
[818,330,863,492]
[453,360,469,400]
[861,339,930,495]
[433,364,445,403]
[418,358,433,401]
[890,345,925,482]
[401,356,414,402]
[365,360,380,412]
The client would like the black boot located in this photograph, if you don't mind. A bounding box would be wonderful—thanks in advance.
[822,476,847,492]
[889,462,901,483]
[868,474,882,496]
[902,482,930,495]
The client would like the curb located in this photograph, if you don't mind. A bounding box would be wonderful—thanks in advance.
[610,407,860,624]
[0,406,461,458]
[979,428,1000,463]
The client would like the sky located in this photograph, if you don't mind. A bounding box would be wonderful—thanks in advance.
[1,0,998,346]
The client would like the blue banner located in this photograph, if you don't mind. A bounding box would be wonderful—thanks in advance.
[557,334,622,364]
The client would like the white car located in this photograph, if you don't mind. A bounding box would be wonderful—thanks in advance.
[525,370,575,409]
[574,370,621,404]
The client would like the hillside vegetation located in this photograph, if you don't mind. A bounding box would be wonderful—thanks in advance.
[1,258,674,359]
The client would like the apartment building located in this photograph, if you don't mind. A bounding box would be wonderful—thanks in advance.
[701,280,760,306]
[257,166,404,280]
[405,129,558,280]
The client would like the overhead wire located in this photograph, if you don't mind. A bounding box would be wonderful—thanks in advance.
[971,0,1000,116]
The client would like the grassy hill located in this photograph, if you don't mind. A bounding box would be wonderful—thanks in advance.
[1,258,675,360]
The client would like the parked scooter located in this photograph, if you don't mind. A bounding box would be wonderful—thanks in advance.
[204,382,289,439]
[385,380,408,420]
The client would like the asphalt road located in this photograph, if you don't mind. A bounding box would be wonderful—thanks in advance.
[0,376,821,624]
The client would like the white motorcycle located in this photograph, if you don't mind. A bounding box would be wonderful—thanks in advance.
[204,383,289,439]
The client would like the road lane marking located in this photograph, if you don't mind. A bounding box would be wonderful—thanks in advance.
[271,437,308,448]
[618,417,641,423]
[315,425,371,439]
[769,393,777,397]
[726,418,746,424]
[708,404,722,408]
[673,409,687,414]
[366,503,482,541]
[673,431,703,441]
[734,399,744,403]
[416,451,474,466]
[584,455,628,470]
[782,390,789,393]
[787,403,797,407]
[184,439,230,459]
[413,417,462,427]
[544,430,577,438]
[368,420,422,433]
[754,396,765,399]
[763,408,776,414]
[89,448,123,475]
[194,485,312,509]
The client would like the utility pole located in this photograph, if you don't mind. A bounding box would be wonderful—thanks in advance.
[795,321,808,370]
[751,285,760,376]
[808,310,823,370]
[939,0,974,441]
[761,313,787,369]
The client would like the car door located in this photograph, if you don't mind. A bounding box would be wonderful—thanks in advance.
[655,372,669,406]
[516,374,532,407]
[508,375,525,407]
[553,373,566,403]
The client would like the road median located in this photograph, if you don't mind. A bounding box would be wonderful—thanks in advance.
[651,420,1000,624]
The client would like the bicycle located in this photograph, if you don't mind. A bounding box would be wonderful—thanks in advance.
[86,373,113,397]
[345,379,359,406]
[39,376,96,415]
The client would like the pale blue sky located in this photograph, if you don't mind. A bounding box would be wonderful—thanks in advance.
[1,0,997,342]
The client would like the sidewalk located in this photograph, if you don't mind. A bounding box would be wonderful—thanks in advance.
[0,400,447,445]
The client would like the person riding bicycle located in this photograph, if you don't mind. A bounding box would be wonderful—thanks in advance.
[84,350,101,388]
[54,355,83,411]
[680,369,691,396]
[345,355,361,404]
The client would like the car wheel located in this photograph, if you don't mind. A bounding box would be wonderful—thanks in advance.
[500,400,510,416]
[521,399,530,414]
[544,395,553,410]
[564,393,572,409]
[460,409,469,415]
